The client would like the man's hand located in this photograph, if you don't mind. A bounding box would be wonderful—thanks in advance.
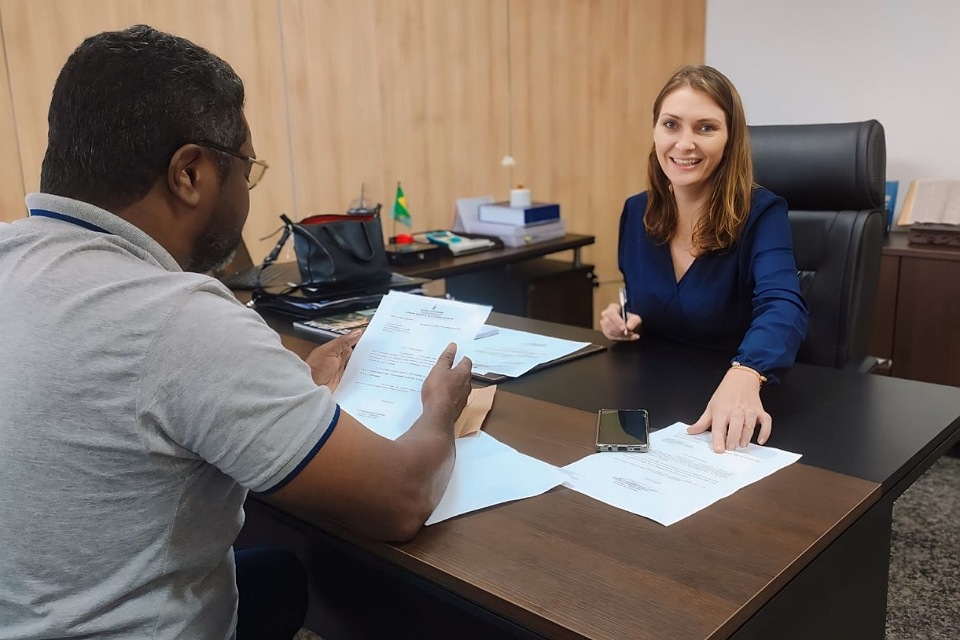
[269,341,474,542]
[304,329,363,390]
[420,342,473,427]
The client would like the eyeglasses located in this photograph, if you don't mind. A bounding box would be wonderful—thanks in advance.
[196,140,269,190]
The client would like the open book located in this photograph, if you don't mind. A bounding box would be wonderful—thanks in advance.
[896,179,960,227]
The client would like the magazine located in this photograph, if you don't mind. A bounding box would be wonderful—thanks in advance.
[294,308,378,338]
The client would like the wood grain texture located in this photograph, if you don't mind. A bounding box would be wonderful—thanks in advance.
[300,391,878,640]
[893,255,960,386]
[509,0,706,320]
[279,0,512,240]
[870,253,899,360]
[1,0,705,280]
[0,13,26,221]
[0,0,293,258]
[872,235,960,386]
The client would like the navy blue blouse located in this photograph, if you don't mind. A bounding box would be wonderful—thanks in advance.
[618,188,809,381]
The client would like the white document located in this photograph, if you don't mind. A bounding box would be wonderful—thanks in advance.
[426,430,566,525]
[461,327,590,378]
[563,422,802,526]
[453,195,495,233]
[333,291,490,440]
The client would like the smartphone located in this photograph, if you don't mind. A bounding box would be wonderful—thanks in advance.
[596,409,650,452]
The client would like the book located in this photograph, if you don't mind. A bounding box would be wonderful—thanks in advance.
[419,230,498,255]
[907,223,960,247]
[409,229,503,256]
[478,201,561,226]
[885,180,899,231]
[461,218,566,247]
[896,179,960,227]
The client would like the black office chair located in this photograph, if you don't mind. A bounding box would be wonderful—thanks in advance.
[749,120,887,371]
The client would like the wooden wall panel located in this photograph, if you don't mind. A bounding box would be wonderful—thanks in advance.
[0,0,293,259]
[1,0,706,296]
[0,19,26,221]
[510,0,705,316]
[280,0,511,240]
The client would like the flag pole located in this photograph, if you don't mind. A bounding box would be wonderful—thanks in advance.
[393,181,399,242]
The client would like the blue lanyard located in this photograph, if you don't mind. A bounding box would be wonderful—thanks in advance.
[29,208,110,234]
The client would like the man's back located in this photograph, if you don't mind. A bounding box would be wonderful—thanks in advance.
[0,196,337,638]
[3,23,473,638]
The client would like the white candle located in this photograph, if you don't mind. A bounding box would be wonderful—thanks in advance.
[510,187,531,208]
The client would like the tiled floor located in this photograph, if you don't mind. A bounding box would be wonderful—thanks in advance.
[886,453,960,639]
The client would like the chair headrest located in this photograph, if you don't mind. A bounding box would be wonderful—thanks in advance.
[749,120,886,211]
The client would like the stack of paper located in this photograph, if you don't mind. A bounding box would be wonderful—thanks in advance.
[563,422,802,526]
[332,291,566,524]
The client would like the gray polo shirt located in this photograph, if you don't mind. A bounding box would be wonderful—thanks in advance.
[0,194,338,638]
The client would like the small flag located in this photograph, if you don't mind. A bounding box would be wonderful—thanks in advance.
[393,182,412,228]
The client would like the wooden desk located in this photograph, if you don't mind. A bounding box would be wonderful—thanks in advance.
[871,232,960,386]
[393,233,597,328]
[391,233,594,280]
[239,313,960,639]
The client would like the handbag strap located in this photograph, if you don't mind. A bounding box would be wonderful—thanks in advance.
[280,214,336,282]
[319,218,378,262]
[262,221,292,269]
[248,221,294,295]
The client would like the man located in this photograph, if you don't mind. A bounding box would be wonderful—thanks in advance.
[0,25,472,639]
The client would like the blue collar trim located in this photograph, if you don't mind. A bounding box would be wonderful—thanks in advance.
[29,208,110,234]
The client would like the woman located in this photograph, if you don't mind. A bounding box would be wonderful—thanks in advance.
[600,65,808,453]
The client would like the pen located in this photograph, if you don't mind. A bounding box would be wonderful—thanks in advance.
[618,286,628,336]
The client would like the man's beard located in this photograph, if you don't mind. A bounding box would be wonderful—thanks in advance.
[190,227,242,274]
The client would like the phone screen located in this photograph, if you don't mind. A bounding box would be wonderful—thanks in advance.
[596,409,649,451]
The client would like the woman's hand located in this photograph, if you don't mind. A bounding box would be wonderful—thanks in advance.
[600,302,642,341]
[687,367,771,452]
[304,329,363,390]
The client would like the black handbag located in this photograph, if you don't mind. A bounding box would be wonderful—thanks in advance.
[277,211,392,291]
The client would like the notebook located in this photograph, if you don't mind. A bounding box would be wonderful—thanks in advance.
[214,241,301,290]
[214,239,425,294]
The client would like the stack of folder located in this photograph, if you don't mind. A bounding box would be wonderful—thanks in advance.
[469,201,565,247]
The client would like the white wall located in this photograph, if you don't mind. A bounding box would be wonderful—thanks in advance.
[706,0,960,217]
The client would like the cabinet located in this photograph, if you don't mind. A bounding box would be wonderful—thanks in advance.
[445,258,597,328]
[870,234,960,386]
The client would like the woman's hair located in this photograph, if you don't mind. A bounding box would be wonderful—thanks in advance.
[644,65,753,253]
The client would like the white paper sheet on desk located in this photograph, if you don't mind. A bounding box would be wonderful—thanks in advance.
[333,291,490,440]
[426,430,566,525]
[460,327,590,378]
[562,422,802,526]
